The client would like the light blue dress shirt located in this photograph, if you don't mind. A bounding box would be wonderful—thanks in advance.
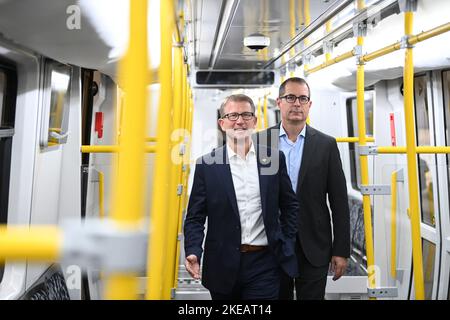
[279,124,306,192]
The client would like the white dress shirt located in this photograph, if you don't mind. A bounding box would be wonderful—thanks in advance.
[226,142,268,246]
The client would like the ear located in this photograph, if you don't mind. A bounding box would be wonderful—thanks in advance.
[276,97,282,109]
[218,118,225,131]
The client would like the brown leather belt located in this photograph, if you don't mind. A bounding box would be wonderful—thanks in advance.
[240,244,268,253]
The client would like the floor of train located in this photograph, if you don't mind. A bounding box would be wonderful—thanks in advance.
[174,255,368,300]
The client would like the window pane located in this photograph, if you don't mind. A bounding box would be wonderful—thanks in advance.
[47,65,71,145]
[414,75,435,226]
[443,71,450,228]
[422,238,436,300]
[0,70,5,126]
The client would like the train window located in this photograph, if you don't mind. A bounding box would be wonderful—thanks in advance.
[422,238,436,299]
[442,70,450,228]
[39,60,72,148]
[346,93,374,190]
[0,62,17,283]
[414,75,435,227]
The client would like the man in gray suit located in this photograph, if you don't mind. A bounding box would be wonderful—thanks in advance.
[255,77,350,300]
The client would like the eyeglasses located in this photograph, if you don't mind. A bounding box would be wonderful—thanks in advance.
[222,112,255,121]
[280,94,310,104]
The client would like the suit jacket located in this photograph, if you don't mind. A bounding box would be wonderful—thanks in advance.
[184,144,299,294]
[255,124,350,267]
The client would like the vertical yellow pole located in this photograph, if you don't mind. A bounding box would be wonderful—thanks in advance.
[146,0,175,299]
[355,0,376,297]
[173,71,189,289]
[289,0,296,77]
[105,0,149,300]
[257,97,262,131]
[404,10,425,300]
[163,44,184,299]
[263,95,268,129]
[325,21,332,62]
[390,171,397,279]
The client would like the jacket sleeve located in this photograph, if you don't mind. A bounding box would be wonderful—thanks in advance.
[327,139,351,258]
[278,151,300,241]
[183,160,207,263]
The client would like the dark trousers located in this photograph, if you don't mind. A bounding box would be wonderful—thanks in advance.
[279,241,328,300]
[210,249,281,300]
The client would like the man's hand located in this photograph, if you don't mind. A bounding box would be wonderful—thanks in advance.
[185,254,201,280]
[330,256,348,281]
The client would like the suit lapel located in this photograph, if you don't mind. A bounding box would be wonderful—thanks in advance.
[214,146,240,219]
[296,125,316,194]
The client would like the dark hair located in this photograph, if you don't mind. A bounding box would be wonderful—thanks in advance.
[279,77,311,98]
[219,94,256,118]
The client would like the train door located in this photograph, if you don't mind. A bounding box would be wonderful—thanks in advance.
[437,70,450,299]
[0,60,17,285]
[410,73,442,299]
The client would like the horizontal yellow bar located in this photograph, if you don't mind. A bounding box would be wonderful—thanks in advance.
[377,146,407,154]
[306,50,355,75]
[376,146,450,154]
[362,22,450,63]
[408,22,450,45]
[81,146,156,153]
[0,225,62,261]
[417,146,450,154]
[145,137,157,142]
[362,42,401,62]
[336,136,375,143]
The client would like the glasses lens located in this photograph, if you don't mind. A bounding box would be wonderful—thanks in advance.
[300,96,309,103]
[241,112,254,120]
[286,95,296,103]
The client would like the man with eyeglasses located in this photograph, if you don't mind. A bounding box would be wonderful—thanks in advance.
[184,94,299,299]
[255,77,350,300]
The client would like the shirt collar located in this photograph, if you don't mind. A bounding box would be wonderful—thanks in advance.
[279,122,307,140]
[226,141,255,160]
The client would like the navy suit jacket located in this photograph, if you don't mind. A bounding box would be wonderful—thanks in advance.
[184,144,299,294]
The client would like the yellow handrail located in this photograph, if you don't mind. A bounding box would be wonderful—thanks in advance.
[145,137,157,142]
[403,10,425,300]
[163,43,185,299]
[0,226,61,261]
[81,145,156,153]
[377,146,450,154]
[390,171,397,279]
[146,0,175,300]
[306,49,355,75]
[335,136,374,143]
[104,0,149,300]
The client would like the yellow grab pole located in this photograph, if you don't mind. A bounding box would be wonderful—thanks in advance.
[105,0,149,300]
[355,0,376,296]
[146,0,175,300]
[145,137,157,142]
[325,20,332,62]
[289,0,296,77]
[376,146,450,154]
[256,98,262,131]
[81,145,156,153]
[0,226,61,261]
[377,146,407,154]
[163,44,184,299]
[390,171,397,279]
[403,10,425,300]
[408,22,450,45]
[172,73,189,290]
[335,136,374,143]
[306,50,355,75]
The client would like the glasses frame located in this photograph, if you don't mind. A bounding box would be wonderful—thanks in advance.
[280,94,310,104]
[222,111,255,121]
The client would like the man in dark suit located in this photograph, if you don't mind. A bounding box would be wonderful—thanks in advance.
[184,94,299,300]
[256,77,350,300]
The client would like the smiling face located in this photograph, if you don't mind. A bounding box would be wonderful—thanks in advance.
[218,100,257,142]
[276,81,312,125]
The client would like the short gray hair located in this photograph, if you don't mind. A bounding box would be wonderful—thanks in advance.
[219,94,256,118]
